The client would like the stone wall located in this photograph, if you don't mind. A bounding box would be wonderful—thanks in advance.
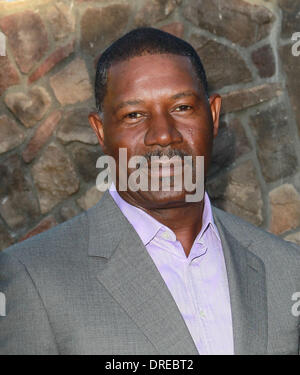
[0,0,300,250]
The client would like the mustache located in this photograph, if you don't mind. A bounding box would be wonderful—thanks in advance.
[142,149,190,162]
[133,149,195,171]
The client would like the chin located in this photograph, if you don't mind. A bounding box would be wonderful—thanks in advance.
[138,189,191,208]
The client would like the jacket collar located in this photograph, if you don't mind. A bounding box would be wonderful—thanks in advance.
[87,190,199,354]
[212,207,268,354]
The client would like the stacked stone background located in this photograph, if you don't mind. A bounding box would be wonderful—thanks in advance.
[0,0,300,251]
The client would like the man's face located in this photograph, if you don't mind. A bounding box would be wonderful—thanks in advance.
[89,53,221,209]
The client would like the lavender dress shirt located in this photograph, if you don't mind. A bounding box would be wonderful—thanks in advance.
[109,185,234,354]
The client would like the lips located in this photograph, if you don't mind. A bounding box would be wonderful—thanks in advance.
[140,158,184,178]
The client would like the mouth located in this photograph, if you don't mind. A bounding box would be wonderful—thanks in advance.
[140,157,184,178]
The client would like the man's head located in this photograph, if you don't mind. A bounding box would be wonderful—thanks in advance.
[89,27,221,209]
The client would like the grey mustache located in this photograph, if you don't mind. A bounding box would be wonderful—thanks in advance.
[135,149,193,170]
[143,149,189,161]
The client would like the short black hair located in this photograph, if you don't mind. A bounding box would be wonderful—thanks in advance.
[95,27,209,115]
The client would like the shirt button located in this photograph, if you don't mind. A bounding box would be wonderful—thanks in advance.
[161,231,171,240]
[199,310,206,318]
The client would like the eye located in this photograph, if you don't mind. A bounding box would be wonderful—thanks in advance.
[125,112,143,119]
[174,105,192,112]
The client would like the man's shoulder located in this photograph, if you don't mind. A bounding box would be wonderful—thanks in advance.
[0,191,126,270]
[1,211,89,269]
[213,206,300,262]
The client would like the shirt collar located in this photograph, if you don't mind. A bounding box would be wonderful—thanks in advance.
[109,183,220,246]
[109,183,164,245]
[195,190,221,243]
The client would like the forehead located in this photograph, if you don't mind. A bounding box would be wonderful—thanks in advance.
[104,54,202,103]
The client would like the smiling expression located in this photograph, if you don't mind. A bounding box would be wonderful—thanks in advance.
[89,53,221,209]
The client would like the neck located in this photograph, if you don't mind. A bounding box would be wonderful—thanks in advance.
[118,191,205,257]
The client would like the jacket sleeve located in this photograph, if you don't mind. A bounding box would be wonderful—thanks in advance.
[0,251,59,354]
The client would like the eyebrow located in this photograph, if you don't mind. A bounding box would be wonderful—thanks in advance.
[114,91,200,112]
[115,100,145,112]
[170,91,199,100]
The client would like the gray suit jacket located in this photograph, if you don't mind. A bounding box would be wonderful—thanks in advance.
[0,191,300,355]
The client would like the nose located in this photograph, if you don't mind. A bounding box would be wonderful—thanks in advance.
[144,111,183,147]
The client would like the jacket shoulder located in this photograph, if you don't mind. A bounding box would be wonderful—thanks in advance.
[213,206,300,260]
[1,211,89,267]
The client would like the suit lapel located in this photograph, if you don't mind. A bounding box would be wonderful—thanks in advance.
[87,191,198,355]
[213,209,268,354]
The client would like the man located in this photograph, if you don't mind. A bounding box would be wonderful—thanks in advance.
[0,28,299,355]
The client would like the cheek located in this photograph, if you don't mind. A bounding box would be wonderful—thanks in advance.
[103,127,144,158]
[186,128,195,146]
[103,127,128,150]
[183,125,213,154]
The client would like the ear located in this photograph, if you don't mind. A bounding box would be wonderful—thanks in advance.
[89,112,105,149]
[209,94,222,138]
